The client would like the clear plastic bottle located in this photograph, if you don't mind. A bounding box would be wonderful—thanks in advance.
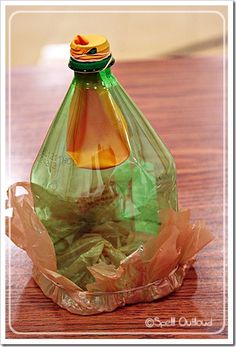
[30,34,178,289]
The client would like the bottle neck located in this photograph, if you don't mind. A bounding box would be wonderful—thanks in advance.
[74,68,114,87]
[69,54,115,74]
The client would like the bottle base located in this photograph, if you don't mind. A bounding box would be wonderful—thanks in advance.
[32,259,194,315]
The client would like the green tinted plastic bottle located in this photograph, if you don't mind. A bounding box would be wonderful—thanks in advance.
[30,34,178,288]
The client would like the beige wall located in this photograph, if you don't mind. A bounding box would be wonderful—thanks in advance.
[6,5,227,66]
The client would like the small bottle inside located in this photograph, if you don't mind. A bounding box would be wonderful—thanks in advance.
[67,77,131,170]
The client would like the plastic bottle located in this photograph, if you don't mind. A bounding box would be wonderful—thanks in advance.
[30,34,178,289]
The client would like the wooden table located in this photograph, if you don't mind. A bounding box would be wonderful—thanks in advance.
[6,57,227,340]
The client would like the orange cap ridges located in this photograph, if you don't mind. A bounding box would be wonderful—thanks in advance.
[70,34,110,61]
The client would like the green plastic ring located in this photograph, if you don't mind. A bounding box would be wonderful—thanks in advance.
[68,55,115,72]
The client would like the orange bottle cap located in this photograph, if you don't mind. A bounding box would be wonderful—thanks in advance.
[70,34,110,61]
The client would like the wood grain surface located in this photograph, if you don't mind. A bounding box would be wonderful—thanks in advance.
[5,57,227,340]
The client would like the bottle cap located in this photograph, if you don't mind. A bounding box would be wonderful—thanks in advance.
[69,34,115,72]
[70,34,110,62]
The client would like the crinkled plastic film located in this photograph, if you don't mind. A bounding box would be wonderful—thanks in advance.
[6,182,213,315]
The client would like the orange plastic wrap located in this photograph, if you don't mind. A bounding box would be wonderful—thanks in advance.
[6,182,213,315]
